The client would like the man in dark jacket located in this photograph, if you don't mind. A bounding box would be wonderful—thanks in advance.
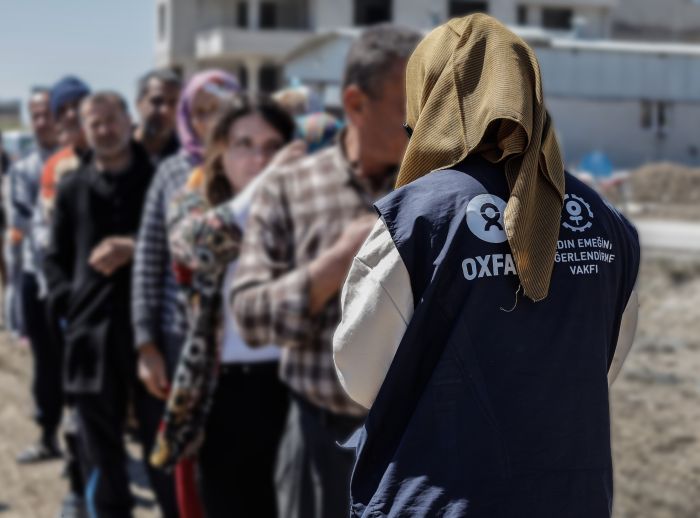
[45,92,155,518]
[133,69,181,166]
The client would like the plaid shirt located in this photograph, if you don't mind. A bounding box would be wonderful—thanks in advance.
[230,139,395,416]
[132,152,192,351]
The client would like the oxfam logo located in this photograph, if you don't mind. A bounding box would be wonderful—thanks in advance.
[466,194,508,244]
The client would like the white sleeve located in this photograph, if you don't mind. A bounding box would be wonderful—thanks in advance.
[608,287,639,386]
[333,218,414,409]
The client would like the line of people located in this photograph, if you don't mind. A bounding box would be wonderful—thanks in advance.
[6,23,422,518]
[6,13,640,518]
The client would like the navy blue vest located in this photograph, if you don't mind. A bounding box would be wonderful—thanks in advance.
[349,156,640,517]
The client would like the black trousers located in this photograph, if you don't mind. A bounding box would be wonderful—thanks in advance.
[197,361,289,518]
[75,365,133,518]
[133,383,179,518]
[21,272,63,439]
[45,297,85,498]
[275,395,363,518]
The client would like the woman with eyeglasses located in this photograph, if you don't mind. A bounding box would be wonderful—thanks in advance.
[152,96,306,517]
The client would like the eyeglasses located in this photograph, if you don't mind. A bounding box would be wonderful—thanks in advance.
[403,123,413,139]
[228,140,283,159]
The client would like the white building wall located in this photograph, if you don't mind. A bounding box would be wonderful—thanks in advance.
[613,0,700,38]
[394,0,446,29]
[313,0,352,29]
[576,7,611,38]
[512,1,612,37]
[548,98,700,168]
[199,0,236,30]
[155,0,198,75]
[520,0,616,8]
[156,0,621,77]
[492,0,517,25]
[536,44,700,103]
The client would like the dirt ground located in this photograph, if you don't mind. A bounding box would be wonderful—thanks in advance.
[0,255,699,517]
[611,257,700,518]
[621,162,700,221]
[0,342,158,518]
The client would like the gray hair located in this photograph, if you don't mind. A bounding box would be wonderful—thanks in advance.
[81,91,130,115]
[29,86,51,105]
[136,69,182,100]
[30,86,52,96]
[342,24,422,98]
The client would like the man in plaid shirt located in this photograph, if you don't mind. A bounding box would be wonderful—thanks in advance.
[231,25,422,518]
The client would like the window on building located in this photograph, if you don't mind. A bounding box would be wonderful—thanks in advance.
[641,101,670,139]
[237,2,249,28]
[259,65,280,93]
[658,102,668,128]
[657,102,669,140]
[158,3,167,41]
[517,5,528,25]
[261,2,278,28]
[449,1,488,17]
[640,100,652,129]
[276,0,310,29]
[542,8,573,30]
[354,0,392,26]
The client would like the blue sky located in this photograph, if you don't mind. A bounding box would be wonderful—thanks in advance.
[0,0,155,121]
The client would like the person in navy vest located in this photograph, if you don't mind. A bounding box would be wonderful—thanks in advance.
[333,14,640,518]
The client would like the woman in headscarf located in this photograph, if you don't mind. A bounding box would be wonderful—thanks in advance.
[152,96,305,517]
[132,69,240,518]
[333,14,640,516]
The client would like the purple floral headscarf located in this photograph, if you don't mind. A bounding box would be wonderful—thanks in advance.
[176,69,241,165]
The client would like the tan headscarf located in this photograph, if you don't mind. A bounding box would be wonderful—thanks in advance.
[396,14,565,301]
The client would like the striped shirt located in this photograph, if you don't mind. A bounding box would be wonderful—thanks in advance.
[132,152,192,351]
[230,141,395,416]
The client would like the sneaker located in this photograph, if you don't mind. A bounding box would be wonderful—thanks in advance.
[57,493,88,518]
[16,440,62,464]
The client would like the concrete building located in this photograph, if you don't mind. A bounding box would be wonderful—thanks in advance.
[613,0,700,42]
[537,38,700,168]
[155,0,700,169]
[484,0,616,38]
[155,0,618,91]
[285,28,700,169]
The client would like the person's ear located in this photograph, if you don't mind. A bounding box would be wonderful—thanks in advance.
[342,84,367,128]
[135,96,148,115]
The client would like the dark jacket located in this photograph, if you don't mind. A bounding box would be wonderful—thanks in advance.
[350,157,640,517]
[45,142,155,394]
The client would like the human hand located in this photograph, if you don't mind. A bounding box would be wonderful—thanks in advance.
[88,237,135,276]
[307,214,378,314]
[137,343,169,400]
